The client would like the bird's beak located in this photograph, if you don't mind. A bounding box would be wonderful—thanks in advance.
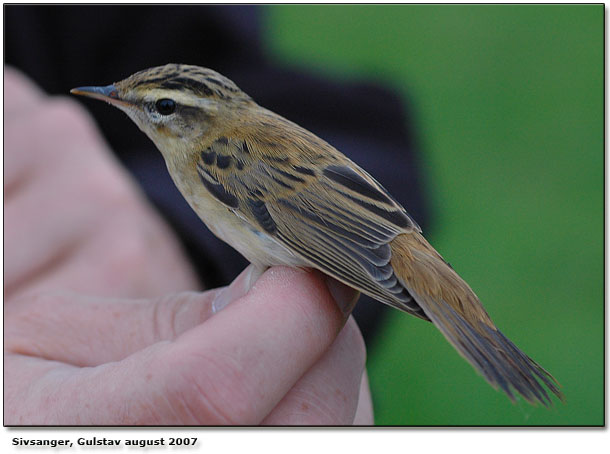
[70,84,131,108]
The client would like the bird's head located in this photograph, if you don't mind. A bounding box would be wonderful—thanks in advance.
[71,63,253,160]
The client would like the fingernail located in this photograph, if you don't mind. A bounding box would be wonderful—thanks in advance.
[325,276,360,316]
[212,265,255,313]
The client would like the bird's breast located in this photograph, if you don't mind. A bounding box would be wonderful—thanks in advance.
[169,159,302,268]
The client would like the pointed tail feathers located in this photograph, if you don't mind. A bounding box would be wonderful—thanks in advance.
[390,232,563,405]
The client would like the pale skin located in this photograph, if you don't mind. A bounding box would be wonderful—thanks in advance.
[4,67,373,425]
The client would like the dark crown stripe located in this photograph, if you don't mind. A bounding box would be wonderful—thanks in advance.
[158,81,184,91]
[137,74,179,86]
[205,77,239,92]
[158,77,214,97]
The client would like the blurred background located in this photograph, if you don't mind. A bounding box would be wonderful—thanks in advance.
[262,4,603,425]
[5,4,603,425]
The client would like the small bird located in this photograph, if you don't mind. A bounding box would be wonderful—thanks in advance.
[72,63,563,406]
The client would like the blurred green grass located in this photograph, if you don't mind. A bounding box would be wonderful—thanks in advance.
[263,5,603,425]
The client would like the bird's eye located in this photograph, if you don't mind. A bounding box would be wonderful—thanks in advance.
[155,98,176,115]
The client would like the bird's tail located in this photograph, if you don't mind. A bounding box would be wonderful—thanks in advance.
[390,232,564,405]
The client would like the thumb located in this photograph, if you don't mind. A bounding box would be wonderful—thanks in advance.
[211,264,264,313]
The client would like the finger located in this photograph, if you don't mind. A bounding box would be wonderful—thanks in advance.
[3,71,88,194]
[5,265,351,370]
[5,268,356,424]
[4,347,189,425]
[4,89,126,294]
[4,162,102,295]
[4,354,75,424]
[261,316,366,425]
[5,90,110,195]
[151,266,357,424]
[353,370,374,425]
[4,110,144,298]
[211,265,264,313]
[4,67,44,116]
[5,266,254,365]
[5,291,214,367]
[4,70,46,193]
[7,199,201,301]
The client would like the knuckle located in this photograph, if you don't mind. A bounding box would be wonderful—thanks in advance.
[149,292,190,341]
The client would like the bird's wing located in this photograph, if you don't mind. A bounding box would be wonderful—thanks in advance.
[196,131,564,406]
[195,133,428,318]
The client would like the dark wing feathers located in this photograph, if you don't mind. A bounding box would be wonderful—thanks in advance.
[247,198,277,234]
[196,163,239,208]
[321,165,419,231]
[323,165,396,204]
[195,135,425,317]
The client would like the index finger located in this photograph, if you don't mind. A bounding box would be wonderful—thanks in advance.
[4,67,45,116]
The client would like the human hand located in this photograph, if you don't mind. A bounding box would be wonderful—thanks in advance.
[3,68,373,425]
[4,67,198,300]
[5,265,371,425]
